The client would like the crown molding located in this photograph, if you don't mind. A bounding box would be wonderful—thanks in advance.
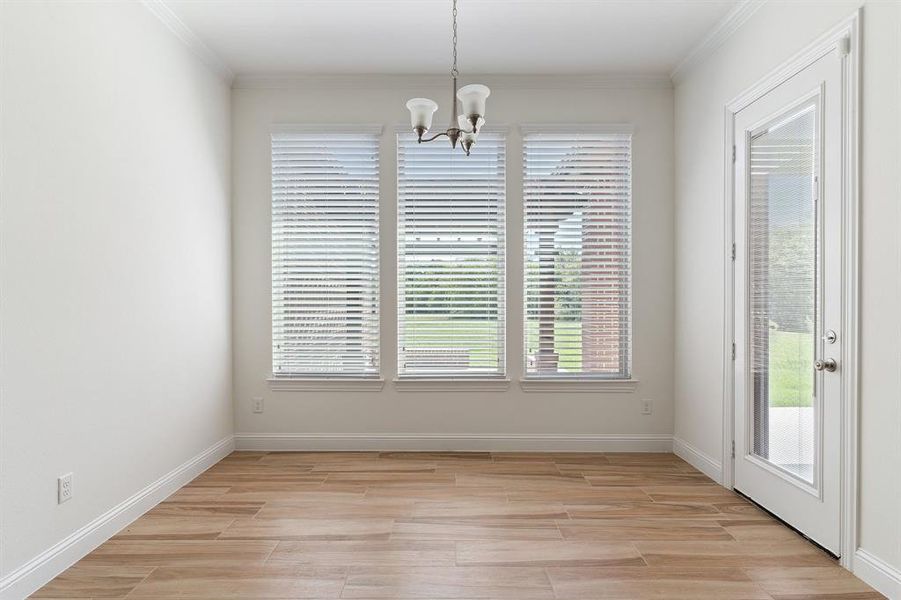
[670,0,767,84]
[140,0,234,83]
[232,73,673,91]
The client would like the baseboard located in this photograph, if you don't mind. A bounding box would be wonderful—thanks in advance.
[672,436,723,483]
[0,435,234,600]
[234,432,673,453]
[854,549,901,599]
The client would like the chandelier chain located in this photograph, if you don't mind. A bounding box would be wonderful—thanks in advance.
[451,0,458,78]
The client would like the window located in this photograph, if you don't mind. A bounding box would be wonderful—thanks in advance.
[523,131,632,378]
[397,132,506,377]
[271,131,380,377]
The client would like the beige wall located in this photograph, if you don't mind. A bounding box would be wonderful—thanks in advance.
[5,0,896,595]
[0,0,233,586]
[673,0,901,584]
[231,79,675,446]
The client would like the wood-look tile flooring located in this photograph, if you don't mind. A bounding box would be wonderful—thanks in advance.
[33,451,883,599]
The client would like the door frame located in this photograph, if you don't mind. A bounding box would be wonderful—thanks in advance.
[722,10,860,567]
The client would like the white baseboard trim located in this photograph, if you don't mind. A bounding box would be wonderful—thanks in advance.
[234,432,673,453]
[0,435,234,600]
[672,436,723,483]
[853,549,901,599]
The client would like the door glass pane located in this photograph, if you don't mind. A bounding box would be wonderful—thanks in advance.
[748,103,818,484]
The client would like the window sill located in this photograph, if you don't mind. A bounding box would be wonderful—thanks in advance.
[267,377,385,392]
[519,378,639,393]
[393,377,511,392]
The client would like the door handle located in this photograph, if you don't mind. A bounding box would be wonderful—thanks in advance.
[814,358,837,372]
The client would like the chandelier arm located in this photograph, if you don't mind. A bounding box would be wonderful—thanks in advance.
[420,131,450,143]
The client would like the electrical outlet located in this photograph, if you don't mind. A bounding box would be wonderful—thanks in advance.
[58,473,73,504]
[641,399,653,415]
[252,397,264,414]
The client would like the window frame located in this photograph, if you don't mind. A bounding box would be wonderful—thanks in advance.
[268,125,384,387]
[520,124,635,385]
[395,126,509,381]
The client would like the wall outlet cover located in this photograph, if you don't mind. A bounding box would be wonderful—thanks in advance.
[58,473,73,504]
[252,397,264,414]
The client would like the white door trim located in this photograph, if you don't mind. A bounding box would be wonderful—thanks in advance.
[722,9,859,568]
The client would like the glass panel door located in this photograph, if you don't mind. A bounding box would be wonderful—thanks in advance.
[748,103,819,484]
[733,46,843,555]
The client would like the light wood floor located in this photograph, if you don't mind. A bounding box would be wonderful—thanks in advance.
[34,451,883,599]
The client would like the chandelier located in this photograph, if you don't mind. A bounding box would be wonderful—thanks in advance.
[405,0,490,156]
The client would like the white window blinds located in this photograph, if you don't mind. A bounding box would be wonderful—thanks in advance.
[271,132,380,377]
[397,132,506,377]
[523,132,632,378]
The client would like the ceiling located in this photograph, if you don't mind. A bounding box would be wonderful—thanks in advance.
[164,0,741,78]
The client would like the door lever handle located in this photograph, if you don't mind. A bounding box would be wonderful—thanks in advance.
[814,358,837,372]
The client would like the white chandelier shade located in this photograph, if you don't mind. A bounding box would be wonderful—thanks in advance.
[457,84,490,118]
[406,98,439,131]
[457,114,485,133]
[461,130,478,146]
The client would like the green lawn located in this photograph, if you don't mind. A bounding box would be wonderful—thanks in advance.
[403,317,500,369]
[525,320,583,372]
[403,318,814,405]
[402,317,584,371]
[769,330,814,407]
